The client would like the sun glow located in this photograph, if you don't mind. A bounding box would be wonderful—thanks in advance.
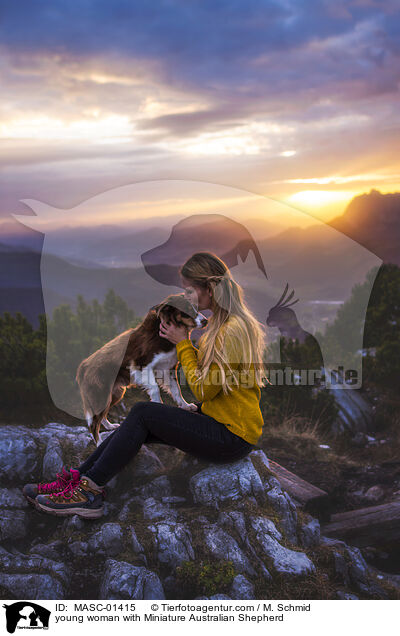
[288,190,353,207]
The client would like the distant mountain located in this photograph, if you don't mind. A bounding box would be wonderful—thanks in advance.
[0,221,42,252]
[1,194,388,330]
[329,189,400,265]
[0,247,181,327]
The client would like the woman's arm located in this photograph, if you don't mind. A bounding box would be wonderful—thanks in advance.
[176,332,241,401]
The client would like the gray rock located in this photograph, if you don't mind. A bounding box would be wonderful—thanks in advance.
[230,574,255,599]
[29,541,63,560]
[63,515,85,531]
[142,497,177,521]
[162,496,186,504]
[250,515,283,542]
[130,527,147,565]
[203,524,256,577]
[102,502,118,517]
[250,516,315,577]
[218,510,248,539]
[210,594,232,599]
[118,502,132,522]
[41,423,92,454]
[0,546,70,585]
[344,545,383,596]
[320,536,346,548]
[0,509,27,541]
[336,590,359,600]
[0,573,64,599]
[264,479,298,544]
[42,438,64,480]
[299,517,321,548]
[133,475,172,502]
[129,445,165,480]
[0,426,39,480]
[0,488,29,508]
[218,512,271,581]
[363,485,385,503]
[190,457,265,509]
[194,515,210,525]
[148,521,194,570]
[333,550,350,586]
[345,545,388,599]
[100,558,165,599]
[88,523,124,556]
[321,538,386,598]
[67,541,89,557]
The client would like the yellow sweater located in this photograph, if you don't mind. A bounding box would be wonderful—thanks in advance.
[176,316,264,445]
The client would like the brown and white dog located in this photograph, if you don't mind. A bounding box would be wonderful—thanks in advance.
[76,294,208,445]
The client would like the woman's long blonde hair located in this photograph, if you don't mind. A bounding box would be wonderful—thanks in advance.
[180,252,266,394]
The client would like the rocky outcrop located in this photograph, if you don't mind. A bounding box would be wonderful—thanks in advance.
[100,559,165,600]
[0,422,398,600]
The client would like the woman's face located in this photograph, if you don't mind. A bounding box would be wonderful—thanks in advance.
[181,276,212,311]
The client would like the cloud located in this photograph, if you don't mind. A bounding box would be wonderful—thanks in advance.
[1,0,399,218]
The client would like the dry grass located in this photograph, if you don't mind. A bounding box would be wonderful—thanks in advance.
[261,414,357,468]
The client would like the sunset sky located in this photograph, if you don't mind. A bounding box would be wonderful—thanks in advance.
[1,0,400,230]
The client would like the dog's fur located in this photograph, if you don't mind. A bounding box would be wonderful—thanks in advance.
[76,294,207,445]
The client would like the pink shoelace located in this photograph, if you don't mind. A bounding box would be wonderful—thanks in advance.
[52,477,82,499]
[37,467,73,493]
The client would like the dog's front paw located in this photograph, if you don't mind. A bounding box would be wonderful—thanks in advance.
[181,402,198,412]
[102,419,120,431]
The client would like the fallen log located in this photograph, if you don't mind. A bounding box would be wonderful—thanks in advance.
[268,459,330,520]
[321,500,400,547]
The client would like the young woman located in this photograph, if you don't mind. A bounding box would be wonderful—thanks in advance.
[24,252,266,518]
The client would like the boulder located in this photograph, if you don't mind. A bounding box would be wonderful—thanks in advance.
[132,475,172,502]
[0,427,39,481]
[0,546,70,587]
[130,527,147,564]
[363,485,385,504]
[100,559,165,599]
[189,457,265,509]
[0,573,64,599]
[29,541,63,560]
[230,574,255,600]
[264,477,298,544]
[87,523,124,556]
[67,541,89,557]
[0,488,29,508]
[250,516,315,577]
[0,510,27,541]
[42,438,64,480]
[142,497,177,521]
[148,521,194,570]
[203,523,256,577]
[299,516,321,548]
[129,446,165,480]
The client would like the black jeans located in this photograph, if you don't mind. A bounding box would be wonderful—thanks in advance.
[78,401,255,486]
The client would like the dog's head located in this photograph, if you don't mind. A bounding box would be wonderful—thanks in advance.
[151,294,208,329]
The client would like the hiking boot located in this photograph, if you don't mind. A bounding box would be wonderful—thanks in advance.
[22,467,80,504]
[35,472,105,519]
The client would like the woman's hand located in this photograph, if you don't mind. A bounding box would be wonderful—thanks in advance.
[159,319,190,345]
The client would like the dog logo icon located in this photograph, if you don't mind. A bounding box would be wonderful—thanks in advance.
[3,602,50,633]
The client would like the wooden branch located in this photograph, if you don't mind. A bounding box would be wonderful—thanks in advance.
[321,500,400,547]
